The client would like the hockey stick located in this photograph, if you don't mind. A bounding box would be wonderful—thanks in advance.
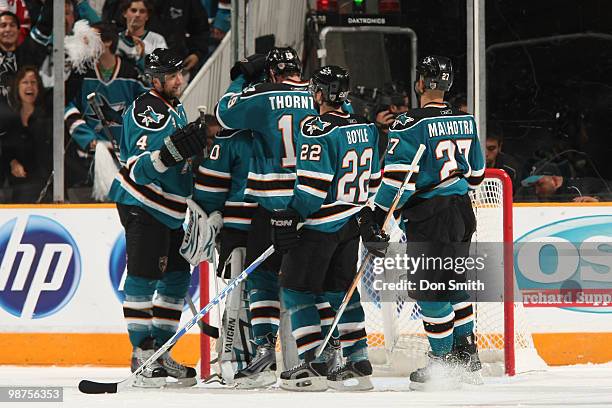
[185,292,219,339]
[78,244,276,394]
[315,143,426,359]
[86,92,121,163]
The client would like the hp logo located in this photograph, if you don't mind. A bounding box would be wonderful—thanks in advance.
[0,216,81,319]
[109,233,200,305]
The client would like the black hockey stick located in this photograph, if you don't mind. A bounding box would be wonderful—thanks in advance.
[86,92,121,164]
[78,244,276,394]
[185,292,219,338]
[315,143,427,359]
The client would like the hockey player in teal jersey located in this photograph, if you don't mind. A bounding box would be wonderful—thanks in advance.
[194,128,255,235]
[193,128,256,379]
[64,23,147,185]
[269,66,386,391]
[370,56,486,389]
[108,48,206,388]
[214,46,315,388]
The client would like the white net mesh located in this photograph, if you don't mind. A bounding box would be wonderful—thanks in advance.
[360,172,539,376]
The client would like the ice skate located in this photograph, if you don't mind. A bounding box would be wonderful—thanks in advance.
[158,350,197,387]
[454,337,484,385]
[327,359,373,391]
[233,334,277,389]
[409,352,460,391]
[131,338,168,388]
[280,350,328,392]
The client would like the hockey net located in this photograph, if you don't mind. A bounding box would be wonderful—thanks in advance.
[360,168,540,377]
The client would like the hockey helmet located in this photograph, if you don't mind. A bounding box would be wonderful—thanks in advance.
[415,55,453,92]
[145,48,184,77]
[309,65,350,104]
[265,46,302,76]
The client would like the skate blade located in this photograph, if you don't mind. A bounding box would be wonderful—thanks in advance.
[132,376,167,388]
[234,371,277,389]
[280,376,328,392]
[165,376,198,388]
[328,376,373,391]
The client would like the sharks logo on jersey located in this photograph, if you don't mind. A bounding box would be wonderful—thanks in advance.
[305,117,331,135]
[138,105,165,126]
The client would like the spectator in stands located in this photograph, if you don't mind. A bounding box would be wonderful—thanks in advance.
[209,0,229,43]
[116,0,167,75]
[486,122,522,193]
[103,0,209,79]
[518,163,612,202]
[0,6,50,103]
[39,0,102,89]
[0,66,52,203]
[26,0,100,27]
[64,22,146,192]
[374,82,410,158]
[448,92,467,113]
[0,0,31,45]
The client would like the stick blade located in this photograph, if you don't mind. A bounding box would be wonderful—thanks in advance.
[78,379,119,394]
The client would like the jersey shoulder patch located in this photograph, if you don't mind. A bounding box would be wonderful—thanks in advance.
[131,92,171,131]
[301,115,335,138]
[389,112,420,131]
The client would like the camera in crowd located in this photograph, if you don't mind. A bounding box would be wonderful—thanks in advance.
[350,82,410,127]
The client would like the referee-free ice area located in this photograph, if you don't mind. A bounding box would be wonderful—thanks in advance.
[1,364,612,408]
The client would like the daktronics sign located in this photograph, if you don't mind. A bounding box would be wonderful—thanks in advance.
[0,216,81,319]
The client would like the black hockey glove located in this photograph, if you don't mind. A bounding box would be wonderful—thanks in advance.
[270,209,302,254]
[230,53,266,81]
[159,121,207,167]
[356,206,390,258]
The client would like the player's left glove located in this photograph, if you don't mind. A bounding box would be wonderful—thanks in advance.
[159,121,207,167]
[356,206,390,258]
[270,208,302,253]
[230,53,266,81]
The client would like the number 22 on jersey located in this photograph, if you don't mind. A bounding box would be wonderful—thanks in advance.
[338,148,373,203]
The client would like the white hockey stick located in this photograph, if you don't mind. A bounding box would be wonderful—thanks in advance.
[78,244,276,394]
[315,144,426,359]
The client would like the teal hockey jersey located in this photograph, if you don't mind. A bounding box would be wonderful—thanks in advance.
[194,129,255,232]
[289,111,382,233]
[64,56,147,150]
[108,90,192,229]
[374,103,485,212]
[215,75,317,211]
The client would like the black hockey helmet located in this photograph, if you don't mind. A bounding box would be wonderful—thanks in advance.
[415,55,453,92]
[265,46,302,76]
[145,48,184,77]
[309,65,350,104]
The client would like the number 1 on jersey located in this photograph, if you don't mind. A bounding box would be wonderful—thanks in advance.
[278,114,296,167]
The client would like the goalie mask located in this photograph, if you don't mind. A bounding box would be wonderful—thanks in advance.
[415,55,454,94]
[309,65,350,105]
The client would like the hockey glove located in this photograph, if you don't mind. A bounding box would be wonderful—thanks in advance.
[356,206,390,258]
[270,208,301,253]
[230,53,266,81]
[159,121,207,167]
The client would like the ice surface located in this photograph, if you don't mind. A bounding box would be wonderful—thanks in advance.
[1,364,611,408]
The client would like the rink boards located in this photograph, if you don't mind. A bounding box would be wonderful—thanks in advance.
[0,203,610,366]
